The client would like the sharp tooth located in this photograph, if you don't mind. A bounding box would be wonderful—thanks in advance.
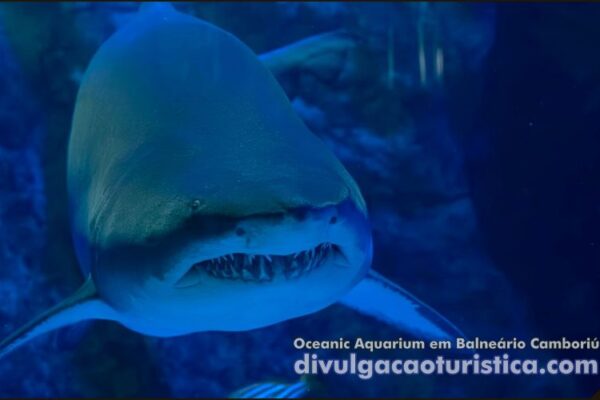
[290,268,301,278]
[265,259,274,278]
[232,262,241,276]
[242,268,253,281]
[265,255,272,263]
[249,258,260,278]
[258,258,269,281]
[303,252,311,265]
[249,254,254,263]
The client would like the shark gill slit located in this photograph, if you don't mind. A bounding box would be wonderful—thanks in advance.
[175,242,345,287]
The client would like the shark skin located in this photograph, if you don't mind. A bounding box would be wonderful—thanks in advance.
[0,3,463,360]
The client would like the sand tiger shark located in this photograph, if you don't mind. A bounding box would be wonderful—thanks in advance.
[0,3,463,359]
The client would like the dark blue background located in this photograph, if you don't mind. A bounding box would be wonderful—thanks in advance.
[0,2,597,397]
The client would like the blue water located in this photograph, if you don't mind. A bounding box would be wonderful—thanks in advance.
[0,2,598,398]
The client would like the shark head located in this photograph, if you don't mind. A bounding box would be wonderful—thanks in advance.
[67,5,372,336]
[89,134,372,336]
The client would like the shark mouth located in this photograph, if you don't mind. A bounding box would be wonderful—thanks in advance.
[176,243,342,287]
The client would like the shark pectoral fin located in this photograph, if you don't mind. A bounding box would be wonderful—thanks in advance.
[259,30,359,82]
[339,270,466,341]
[0,276,115,359]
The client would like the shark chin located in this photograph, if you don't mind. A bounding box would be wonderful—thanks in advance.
[103,199,372,337]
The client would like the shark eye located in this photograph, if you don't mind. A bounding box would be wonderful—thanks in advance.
[190,199,202,210]
[329,216,337,224]
[235,227,246,236]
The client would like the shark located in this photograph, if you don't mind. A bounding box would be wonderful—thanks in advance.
[0,3,463,359]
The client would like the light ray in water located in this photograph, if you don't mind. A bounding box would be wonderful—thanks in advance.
[387,24,395,90]
[417,3,428,86]
[435,46,444,82]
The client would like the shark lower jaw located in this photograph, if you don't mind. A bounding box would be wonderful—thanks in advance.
[174,242,345,287]
[112,200,371,335]
[117,241,363,336]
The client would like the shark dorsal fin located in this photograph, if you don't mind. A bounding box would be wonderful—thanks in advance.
[259,30,359,80]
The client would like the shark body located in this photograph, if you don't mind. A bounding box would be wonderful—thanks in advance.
[67,3,371,336]
[0,3,462,359]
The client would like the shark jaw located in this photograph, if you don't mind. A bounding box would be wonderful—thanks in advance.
[110,198,372,337]
[174,242,344,286]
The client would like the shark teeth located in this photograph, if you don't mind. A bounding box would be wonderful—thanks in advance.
[182,243,339,284]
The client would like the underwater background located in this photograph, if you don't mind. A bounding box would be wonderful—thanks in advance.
[0,2,598,398]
